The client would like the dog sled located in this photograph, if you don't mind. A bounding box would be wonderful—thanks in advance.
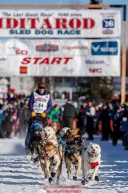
[25,114,47,161]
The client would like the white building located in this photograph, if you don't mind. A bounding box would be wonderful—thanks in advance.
[0,76,35,98]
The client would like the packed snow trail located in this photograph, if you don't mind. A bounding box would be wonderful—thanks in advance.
[0,135,128,193]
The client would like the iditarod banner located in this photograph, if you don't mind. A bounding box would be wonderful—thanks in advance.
[0,10,121,37]
[0,39,120,76]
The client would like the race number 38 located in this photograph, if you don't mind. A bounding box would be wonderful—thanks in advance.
[102,19,115,28]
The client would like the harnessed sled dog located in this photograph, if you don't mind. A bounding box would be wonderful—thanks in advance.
[64,144,82,181]
[38,141,62,184]
[81,142,101,185]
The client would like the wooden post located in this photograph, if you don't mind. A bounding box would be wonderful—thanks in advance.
[121,5,127,104]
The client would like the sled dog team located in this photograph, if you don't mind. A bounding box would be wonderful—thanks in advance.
[30,126,101,185]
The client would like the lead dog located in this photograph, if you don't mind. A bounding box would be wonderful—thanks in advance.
[81,142,101,185]
[39,141,62,184]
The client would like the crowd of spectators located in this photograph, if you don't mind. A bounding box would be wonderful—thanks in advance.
[0,96,128,151]
[0,98,30,139]
[48,99,128,150]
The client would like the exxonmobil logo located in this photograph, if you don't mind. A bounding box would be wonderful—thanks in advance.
[36,44,58,52]
[89,68,102,73]
[0,18,95,29]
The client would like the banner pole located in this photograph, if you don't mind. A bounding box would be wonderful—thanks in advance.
[121,5,127,104]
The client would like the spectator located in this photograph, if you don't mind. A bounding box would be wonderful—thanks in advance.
[5,102,14,138]
[93,104,102,135]
[1,99,8,135]
[99,103,111,141]
[18,100,30,138]
[48,104,61,131]
[61,100,78,129]
[86,101,95,140]
[11,108,19,136]
[0,104,5,138]
[111,107,123,146]
[77,101,88,135]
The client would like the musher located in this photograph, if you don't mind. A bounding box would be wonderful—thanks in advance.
[25,82,52,153]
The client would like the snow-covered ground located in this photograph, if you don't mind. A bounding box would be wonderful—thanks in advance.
[0,134,128,193]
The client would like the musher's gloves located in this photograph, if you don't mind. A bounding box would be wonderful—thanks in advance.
[41,112,47,118]
[31,111,36,117]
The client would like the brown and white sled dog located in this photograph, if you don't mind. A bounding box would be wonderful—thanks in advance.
[81,142,101,185]
[64,144,82,181]
[39,141,62,184]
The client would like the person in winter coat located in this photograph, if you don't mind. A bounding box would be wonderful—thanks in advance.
[48,104,61,131]
[28,82,52,118]
[61,100,78,129]
[98,103,111,141]
[1,99,8,135]
[5,102,15,138]
[26,82,52,152]
[18,100,30,138]
[77,101,88,135]
[0,103,5,138]
[86,101,95,140]
[11,109,19,136]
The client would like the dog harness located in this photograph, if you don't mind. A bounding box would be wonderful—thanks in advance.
[56,135,66,146]
[87,152,100,169]
[90,161,99,169]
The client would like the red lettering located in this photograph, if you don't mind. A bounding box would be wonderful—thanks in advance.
[21,57,31,64]
[40,18,52,29]
[6,18,18,28]
[0,18,3,28]
[16,50,28,55]
[83,18,95,29]
[33,57,42,64]
[40,58,49,64]
[56,18,67,29]
[0,17,95,29]
[20,18,25,29]
[89,68,102,73]
[27,18,38,29]
[69,18,81,29]
[21,57,73,65]
[51,57,62,64]
[64,57,73,64]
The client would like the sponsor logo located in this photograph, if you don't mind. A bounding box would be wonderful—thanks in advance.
[89,68,102,73]
[8,45,18,50]
[0,57,6,62]
[85,60,105,65]
[102,29,113,34]
[63,46,88,50]
[102,19,115,28]
[16,50,28,55]
[36,44,58,52]
[91,41,118,55]
[7,45,28,55]
[19,66,28,74]
[36,98,46,102]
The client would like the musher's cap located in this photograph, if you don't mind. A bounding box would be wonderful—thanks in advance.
[38,82,45,89]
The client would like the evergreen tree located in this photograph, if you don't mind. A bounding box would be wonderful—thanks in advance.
[82,77,114,102]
